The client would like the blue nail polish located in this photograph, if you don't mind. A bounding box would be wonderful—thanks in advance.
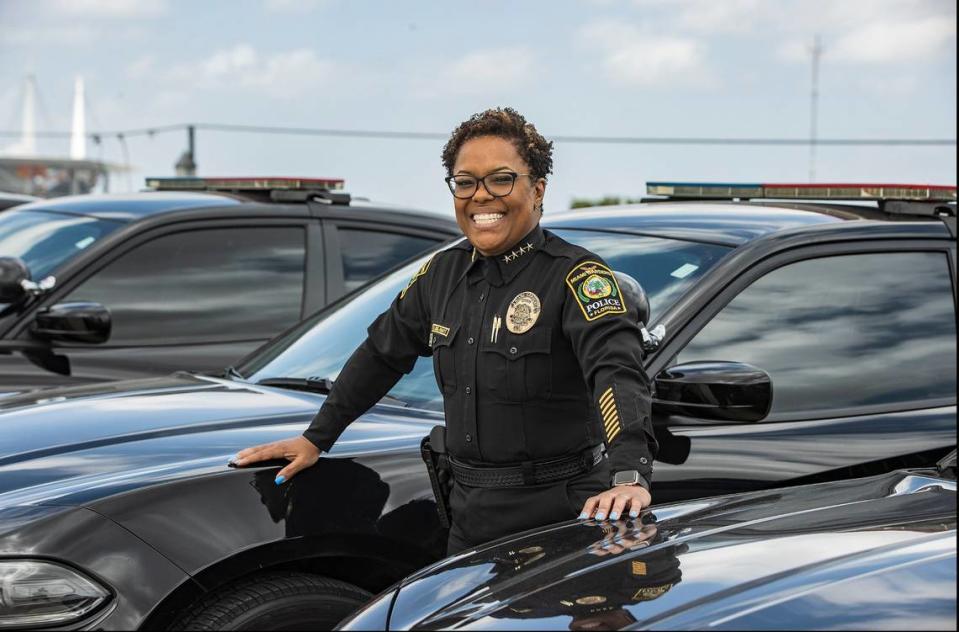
[578,512,588,520]
[629,510,639,518]
[274,475,286,485]
[610,512,619,520]
[595,512,606,521]
[601,542,612,549]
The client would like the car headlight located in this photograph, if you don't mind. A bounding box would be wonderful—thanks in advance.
[0,560,111,628]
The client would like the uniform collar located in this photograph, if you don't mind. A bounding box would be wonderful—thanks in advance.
[468,224,545,286]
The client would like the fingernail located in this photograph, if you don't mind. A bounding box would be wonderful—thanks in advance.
[595,512,606,521]
[629,510,639,518]
[610,512,619,521]
[578,512,588,520]
[274,475,286,485]
[602,541,613,549]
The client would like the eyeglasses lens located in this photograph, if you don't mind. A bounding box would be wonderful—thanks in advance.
[448,173,517,198]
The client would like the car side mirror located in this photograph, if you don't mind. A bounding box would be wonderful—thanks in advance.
[653,361,772,422]
[0,256,30,303]
[33,302,112,344]
[613,270,664,351]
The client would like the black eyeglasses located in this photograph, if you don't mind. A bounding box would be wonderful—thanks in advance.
[445,171,534,199]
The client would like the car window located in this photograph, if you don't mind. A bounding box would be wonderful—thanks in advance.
[64,227,306,345]
[676,252,957,416]
[337,228,439,293]
[0,209,123,278]
[549,229,731,322]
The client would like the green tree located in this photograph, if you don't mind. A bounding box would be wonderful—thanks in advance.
[569,196,644,209]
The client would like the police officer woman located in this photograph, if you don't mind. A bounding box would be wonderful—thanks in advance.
[232,107,658,553]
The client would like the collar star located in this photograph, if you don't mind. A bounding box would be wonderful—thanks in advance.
[501,239,538,264]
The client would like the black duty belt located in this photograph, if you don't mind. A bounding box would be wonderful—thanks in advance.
[449,445,605,488]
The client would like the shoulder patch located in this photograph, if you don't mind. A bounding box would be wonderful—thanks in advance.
[400,256,433,299]
[565,260,627,321]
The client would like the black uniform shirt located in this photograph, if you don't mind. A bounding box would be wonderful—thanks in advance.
[303,224,658,485]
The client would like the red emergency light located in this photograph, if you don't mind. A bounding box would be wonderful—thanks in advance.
[647,182,956,202]
[146,177,345,192]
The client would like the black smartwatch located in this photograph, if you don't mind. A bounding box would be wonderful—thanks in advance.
[612,470,650,491]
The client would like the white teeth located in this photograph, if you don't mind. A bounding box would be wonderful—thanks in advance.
[473,213,504,225]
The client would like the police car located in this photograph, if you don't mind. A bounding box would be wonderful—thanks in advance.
[0,177,459,392]
[0,182,953,629]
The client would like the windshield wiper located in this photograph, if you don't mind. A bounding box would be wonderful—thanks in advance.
[255,376,407,406]
[257,376,335,393]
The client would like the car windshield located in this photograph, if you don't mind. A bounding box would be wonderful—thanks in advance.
[0,208,124,279]
[239,229,731,411]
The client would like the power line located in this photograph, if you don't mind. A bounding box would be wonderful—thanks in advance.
[0,122,953,146]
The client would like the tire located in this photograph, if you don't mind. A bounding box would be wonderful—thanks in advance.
[169,572,372,631]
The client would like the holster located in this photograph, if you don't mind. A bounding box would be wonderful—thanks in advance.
[420,425,453,529]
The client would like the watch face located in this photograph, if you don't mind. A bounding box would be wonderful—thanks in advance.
[614,471,639,485]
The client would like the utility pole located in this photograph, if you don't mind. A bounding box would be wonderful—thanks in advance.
[175,124,196,176]
[808,34,823,182]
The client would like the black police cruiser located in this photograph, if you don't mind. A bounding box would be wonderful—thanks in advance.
[0,182,954,630]
[0,177,458,393]
[341,450,957,631]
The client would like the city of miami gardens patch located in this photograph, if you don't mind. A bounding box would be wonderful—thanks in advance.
[565,261,627,321]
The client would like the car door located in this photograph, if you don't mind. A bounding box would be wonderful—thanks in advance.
[9,219,311,388]
[648,240,957,503]
[323,220,448,302]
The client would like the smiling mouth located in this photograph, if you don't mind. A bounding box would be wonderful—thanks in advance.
[471,212,505,227]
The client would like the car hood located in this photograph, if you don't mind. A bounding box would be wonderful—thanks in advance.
[0,373,437,508]
[375,469,956,630]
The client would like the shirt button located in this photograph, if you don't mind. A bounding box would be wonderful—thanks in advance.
[466,433,472,442]
[640,457,648,464]
[509,346,518,355]
[465,386,472,394]
[467,337,475,345]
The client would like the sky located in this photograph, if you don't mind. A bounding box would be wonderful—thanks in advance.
[0,0,955,214]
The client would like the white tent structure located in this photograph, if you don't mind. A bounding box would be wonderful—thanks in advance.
[0,75,124,198]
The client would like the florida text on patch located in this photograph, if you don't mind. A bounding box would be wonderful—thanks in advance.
[565,260,627,321]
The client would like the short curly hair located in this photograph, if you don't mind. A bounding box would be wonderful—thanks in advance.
[441,107,554,181]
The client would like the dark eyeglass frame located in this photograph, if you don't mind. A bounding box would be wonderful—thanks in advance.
[444,171,535,199]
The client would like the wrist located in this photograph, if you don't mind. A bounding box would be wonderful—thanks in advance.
[611,469,650,491]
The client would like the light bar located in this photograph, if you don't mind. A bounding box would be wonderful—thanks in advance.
[647,181,956,202]
[146,177,345,191]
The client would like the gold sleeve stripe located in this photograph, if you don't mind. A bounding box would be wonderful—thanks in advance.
[604,412,620,430]
[600,399,617,417]
[607,425,621,443]
[600,388,614,405]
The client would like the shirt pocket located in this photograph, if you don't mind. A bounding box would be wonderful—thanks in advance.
[430,323,459,394]
[481,326,552,402]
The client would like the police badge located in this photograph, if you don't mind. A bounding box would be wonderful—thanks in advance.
[506,291,541,334]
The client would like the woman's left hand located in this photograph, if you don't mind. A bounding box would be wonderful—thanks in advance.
[579,485,652,521]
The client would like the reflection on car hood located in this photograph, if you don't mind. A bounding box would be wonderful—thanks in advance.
[381,470,956,630]
[0,373,436,507]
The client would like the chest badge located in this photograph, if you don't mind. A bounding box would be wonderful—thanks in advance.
[506,291,541,334]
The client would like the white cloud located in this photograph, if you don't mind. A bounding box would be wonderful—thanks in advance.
[432,47,535,96]
[167,44,339,97]
[263,0,330,13]
[50,0,169,18]
[580,21,707,85]
[631,0,768,33]
[830,15,956,63]
[0,24,100,47]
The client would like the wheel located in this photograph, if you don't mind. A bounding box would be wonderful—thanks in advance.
[169,572,372,630]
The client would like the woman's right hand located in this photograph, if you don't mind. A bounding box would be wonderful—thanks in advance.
[230,436,321,485]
